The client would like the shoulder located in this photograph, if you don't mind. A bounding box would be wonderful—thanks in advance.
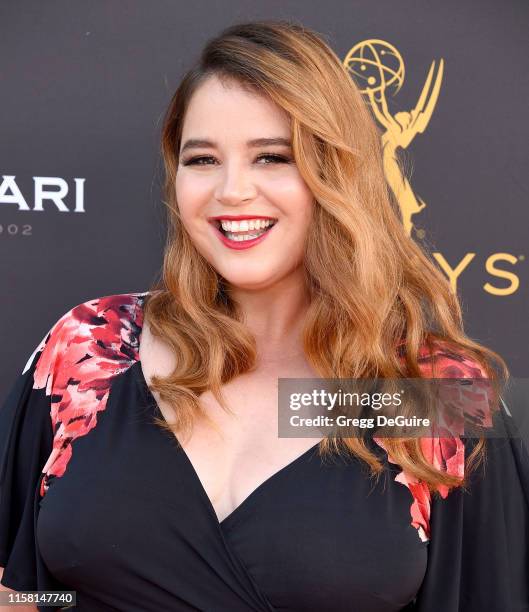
[46,290,147,340]
[27,291,149,497]
[28,291,148,387]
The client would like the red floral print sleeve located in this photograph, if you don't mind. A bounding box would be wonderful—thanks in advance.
[33,293,146,498]
[374,341,496,543]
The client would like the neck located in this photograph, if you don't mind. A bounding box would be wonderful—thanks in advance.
[227,268,310,361]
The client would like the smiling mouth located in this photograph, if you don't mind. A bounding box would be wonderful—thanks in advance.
[213,219,277,242]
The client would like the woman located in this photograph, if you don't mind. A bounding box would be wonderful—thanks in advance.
[0,19,527,612]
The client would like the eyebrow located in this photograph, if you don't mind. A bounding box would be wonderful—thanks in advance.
[179,137,292,155]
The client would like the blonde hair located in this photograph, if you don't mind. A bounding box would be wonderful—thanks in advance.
[144,19,509,492]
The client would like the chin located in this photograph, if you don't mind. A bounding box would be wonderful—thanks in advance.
[223,277,276,291]
[218,270,280,291]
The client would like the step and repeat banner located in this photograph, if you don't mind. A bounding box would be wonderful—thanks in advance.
[1,1,527,399]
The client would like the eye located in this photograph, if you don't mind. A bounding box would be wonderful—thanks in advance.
[181,156,215,166]
[180,153,292,166]
[256,154,292,164]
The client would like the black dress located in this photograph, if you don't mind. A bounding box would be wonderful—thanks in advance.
[0,292,527,611]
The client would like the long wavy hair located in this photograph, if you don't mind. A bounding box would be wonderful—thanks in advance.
[144,19,509,492]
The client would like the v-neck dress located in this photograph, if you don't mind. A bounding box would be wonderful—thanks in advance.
[0,292,527,611]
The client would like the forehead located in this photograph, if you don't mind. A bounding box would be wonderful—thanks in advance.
[181,75,291,140]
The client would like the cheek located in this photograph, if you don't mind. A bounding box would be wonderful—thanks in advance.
[264,171,311,199]
[175,177,207,228]
[265,174,314,217]
[288,190,314,234]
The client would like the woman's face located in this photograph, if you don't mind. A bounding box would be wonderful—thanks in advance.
[175,74,314,291]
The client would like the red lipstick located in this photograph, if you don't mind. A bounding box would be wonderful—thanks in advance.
[209,216,277,250]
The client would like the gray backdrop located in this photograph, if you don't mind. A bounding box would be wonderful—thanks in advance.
[1,0,528,403]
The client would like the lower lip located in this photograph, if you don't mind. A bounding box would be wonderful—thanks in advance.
[211,223,276,250]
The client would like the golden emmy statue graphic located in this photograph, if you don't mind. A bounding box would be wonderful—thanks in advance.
[344,40,444,237]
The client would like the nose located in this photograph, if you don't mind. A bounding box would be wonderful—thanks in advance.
[213,160,257,206]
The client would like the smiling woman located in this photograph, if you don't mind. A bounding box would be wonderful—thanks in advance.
[172,73,314,288]
[1,18,528,612]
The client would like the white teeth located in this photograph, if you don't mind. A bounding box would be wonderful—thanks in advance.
[220,219,275,232]
[225,232,263,241]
